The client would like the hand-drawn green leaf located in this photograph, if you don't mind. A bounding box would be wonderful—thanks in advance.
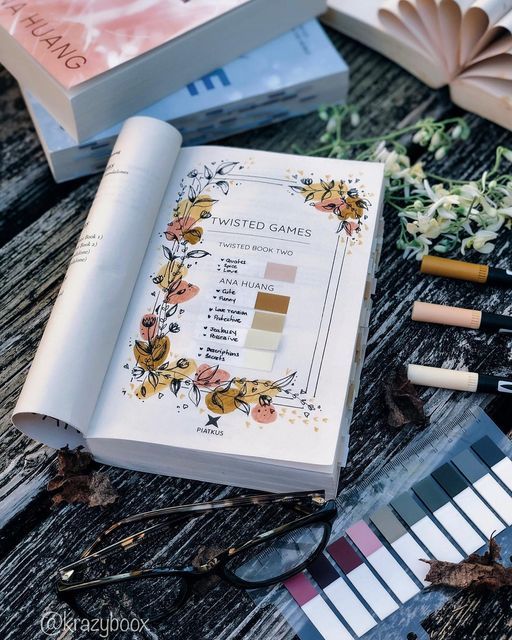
[216,180,229,195]
[234,397,250,415]
[204,165,213,179]
[188,185,197,202]
[216,161,238,175]
[162,245,174,260]
[196,364,219,384]
[187,250,210,259]
[171,378,181,396]
[188,384,201,407]
[149,372,159,389]
[271,372,296,390]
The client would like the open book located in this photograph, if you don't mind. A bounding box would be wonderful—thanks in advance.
[12,117,384,497]
[323,0,512,130]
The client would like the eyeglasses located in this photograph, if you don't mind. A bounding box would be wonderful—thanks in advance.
[57,491,337,623]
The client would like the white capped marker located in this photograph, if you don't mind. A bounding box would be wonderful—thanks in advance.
[407,364,512,395]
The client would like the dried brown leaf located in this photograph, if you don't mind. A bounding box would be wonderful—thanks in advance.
[422,536,512,591]
[48,446,118,508]
[383,366,428,429]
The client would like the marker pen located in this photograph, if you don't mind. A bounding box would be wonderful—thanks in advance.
[420,255,512,287]
[407,364,512,394]
[412,301,512,334]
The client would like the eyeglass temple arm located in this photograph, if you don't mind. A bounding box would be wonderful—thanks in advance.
[120,490,325,522]
[61,491,324,570]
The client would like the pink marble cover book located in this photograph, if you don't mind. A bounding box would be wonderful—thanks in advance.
[0,0,251,89]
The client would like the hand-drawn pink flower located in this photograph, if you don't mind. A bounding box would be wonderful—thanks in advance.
[314,197,346,215]
[344,221,360,236]
[251,404,277,424]
[165,281,199,305]
[194,364,231,388]
[140,314,157,341]
[165,218,194,241]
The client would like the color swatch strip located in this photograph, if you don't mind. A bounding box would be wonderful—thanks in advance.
[199,291,291,370]
[284,573,354,640]
[279,436,512,640]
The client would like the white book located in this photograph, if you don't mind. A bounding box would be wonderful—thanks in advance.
[323,0,512,130]
[12,116,384,497]
[21,21,349,183]
[0,0,326,141]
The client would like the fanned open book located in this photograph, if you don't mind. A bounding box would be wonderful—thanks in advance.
[12,117,384,497]
[324,0,512,130]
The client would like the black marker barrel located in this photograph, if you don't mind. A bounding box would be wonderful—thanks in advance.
[488,266,512,287]
[480,311,512,334]
[477,374,512,394]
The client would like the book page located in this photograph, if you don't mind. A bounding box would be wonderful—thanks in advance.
[12,117,182,447]
[324,1,447,87]
[89,144,384,468]
[451,76,512,129]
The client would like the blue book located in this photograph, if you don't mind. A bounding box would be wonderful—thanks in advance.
[22,20,348,183]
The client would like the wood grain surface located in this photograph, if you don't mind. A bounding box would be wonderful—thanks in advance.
[1,28,511,640]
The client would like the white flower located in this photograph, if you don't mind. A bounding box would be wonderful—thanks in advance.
[461,229,498,255]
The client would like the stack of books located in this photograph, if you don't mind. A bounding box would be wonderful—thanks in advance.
[22,21,349,182]
[0,1,350,181]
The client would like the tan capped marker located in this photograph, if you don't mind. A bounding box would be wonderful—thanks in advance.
[420,255,512,287]
[421,256,488,283]
[412,301,480,329]
[411,301,512,333]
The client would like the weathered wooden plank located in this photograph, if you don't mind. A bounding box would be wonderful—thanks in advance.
[0,29,511,640]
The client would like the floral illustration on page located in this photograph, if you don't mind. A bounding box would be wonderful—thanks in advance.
[126,161,372,427]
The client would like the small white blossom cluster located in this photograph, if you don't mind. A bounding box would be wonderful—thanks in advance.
[304,106,512,260]
[390,147,512,259]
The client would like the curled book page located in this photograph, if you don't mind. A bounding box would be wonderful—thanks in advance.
[378,0,512,80]
[12,117,182,447]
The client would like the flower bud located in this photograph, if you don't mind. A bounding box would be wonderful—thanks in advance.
[431,132,442,148]
[451,125,462,139]
[326,117,337,134]
[435,146,447,161]
[350,111,360,127]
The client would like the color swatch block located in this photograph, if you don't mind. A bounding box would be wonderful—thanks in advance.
[252,310,286,333]
[264,262,298,283]
[255,292,290,314]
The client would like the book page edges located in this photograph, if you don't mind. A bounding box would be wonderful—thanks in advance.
[12,117,182,448]
[450,77,512,130]
[322,3,446,88]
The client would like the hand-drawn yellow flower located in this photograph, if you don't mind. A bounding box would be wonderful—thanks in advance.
[134,335,170,371]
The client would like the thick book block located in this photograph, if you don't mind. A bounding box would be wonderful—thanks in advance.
[0,0,327,140]
[12,116,385,497]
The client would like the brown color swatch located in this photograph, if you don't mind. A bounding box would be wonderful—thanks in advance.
[255,292,290,314]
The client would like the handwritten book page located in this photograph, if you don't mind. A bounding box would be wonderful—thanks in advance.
[88,144,384,470]
[13,117,182,446]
